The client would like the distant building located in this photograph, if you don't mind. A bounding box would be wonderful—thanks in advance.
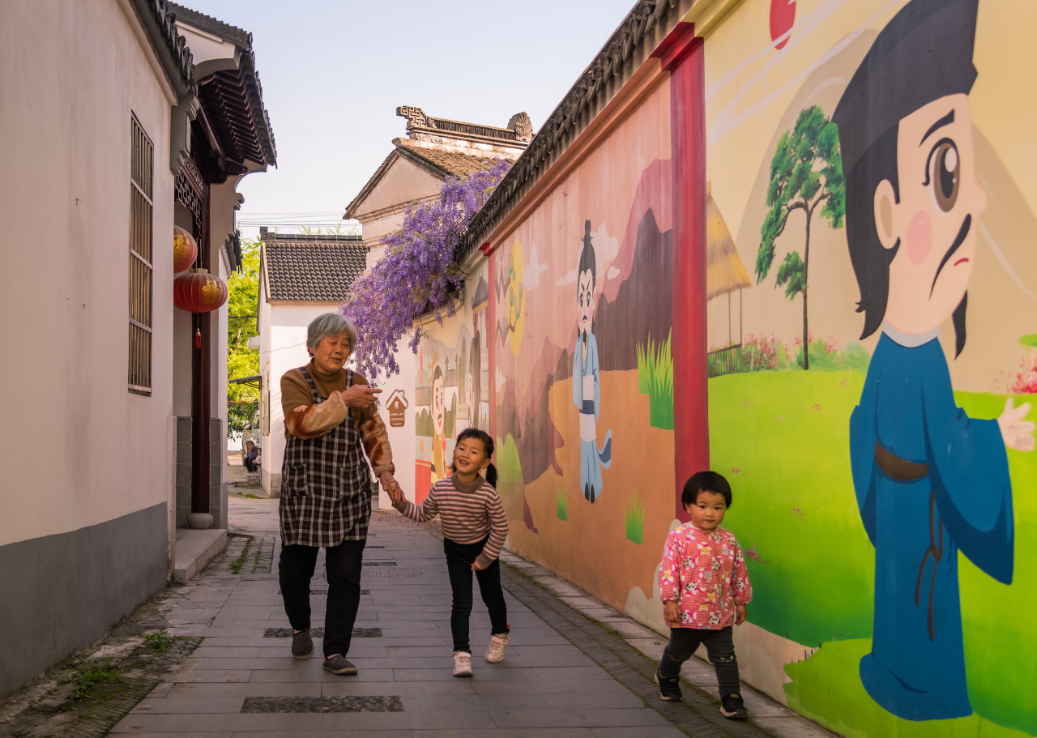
[256,230,368,498]
[343,108,532,504]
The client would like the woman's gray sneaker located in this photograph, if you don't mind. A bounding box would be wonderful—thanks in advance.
[323,654,358,675]
[292,629,313,660]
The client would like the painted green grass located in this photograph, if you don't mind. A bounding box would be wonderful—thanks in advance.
[556,489,567,521]
[711,371,1037,735]
[636,330,674,429]
[624,487,645,544]
[785,640,1033,738]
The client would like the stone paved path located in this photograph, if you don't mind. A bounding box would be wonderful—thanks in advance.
[109,497,827,737]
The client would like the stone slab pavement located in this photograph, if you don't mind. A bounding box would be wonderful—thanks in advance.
[109,495,836,738]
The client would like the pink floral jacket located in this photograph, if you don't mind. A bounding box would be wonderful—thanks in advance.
[659,524,752,629]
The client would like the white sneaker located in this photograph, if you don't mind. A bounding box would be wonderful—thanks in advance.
[452,651,473,677]
[485,633,509,663]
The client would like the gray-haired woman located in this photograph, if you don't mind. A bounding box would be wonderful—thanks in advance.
[277,313,399,675]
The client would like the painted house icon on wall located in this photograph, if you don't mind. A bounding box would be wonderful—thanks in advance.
[387,390,408,428]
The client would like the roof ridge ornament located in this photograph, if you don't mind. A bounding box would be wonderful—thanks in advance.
[507,113,534,142]
[396,106,429,133]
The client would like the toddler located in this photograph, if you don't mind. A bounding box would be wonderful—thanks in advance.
[655,471,752,719]
[388,428,509,677]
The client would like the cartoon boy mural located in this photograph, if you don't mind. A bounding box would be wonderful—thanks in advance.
[572,220,613,502]
[430,365,446,483]
[834,0,1034,721]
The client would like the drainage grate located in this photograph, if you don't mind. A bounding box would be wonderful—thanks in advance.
[366,545,385,548]
[241,696,403,713]
[263,627,381,638]
[276,589,371,595]
[362,561,397,567]
[363,570,422,578]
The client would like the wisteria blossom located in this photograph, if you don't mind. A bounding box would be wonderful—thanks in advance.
[342,159,510,380]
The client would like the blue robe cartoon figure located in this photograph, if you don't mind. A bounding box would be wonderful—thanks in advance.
[834,0,1031,721]
[849,327,1013,721]
[572,220,612,502]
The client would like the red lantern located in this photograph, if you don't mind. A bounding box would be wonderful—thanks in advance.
[173,225,198,273]
[173,269,228,313]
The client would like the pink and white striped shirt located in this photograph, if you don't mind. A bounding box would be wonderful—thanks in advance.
[394,476,508,568]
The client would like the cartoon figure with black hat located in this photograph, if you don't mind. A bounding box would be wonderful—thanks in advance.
[572,220,613,503]
[834,0,1034,721]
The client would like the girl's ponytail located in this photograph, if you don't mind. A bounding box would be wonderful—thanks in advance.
[456,427,496,488]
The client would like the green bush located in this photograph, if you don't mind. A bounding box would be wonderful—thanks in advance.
[556,489,567,521]
[624,488,645,545]
[636,330,674,429]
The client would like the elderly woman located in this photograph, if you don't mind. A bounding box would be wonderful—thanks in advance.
[278,313,399,676]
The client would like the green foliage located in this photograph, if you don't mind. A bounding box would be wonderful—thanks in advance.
[1019,333,1037,348]
[69,659,122,701]
[792,339,871,374]
[144,631,174,653]
[556,489,567,521]
[230,536,255,574]
[756,106,845,368]
[227,235,261,437]
[636,330,674,429]
[416,408,433,437]
[624,488,645,545]
[496,434,524,488]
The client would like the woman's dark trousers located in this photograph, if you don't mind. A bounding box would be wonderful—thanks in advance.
[244,458,258,472]
[279,540,365,658]
[444,537,508,653]
[659,626,741,697]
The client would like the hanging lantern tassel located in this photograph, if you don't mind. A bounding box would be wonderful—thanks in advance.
[195,329,202,349]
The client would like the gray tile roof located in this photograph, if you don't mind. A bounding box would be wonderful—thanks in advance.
[261,232,368,301]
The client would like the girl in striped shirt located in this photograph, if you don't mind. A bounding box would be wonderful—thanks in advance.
[389,428,510,677]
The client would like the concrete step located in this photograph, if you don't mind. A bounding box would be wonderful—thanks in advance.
[173,528,227,584]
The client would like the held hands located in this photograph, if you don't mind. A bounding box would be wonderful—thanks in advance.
[340,385,382,410]
[663,601,681,626]
[380,472,404,506]
[998,398,1035,452]
[735,604,747,626]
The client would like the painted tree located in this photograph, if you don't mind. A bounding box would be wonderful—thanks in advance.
[756,105,844,369]
[343,160,510,380]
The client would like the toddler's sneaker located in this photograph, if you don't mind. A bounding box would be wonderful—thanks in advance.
[453,651,473,677]
[720,693,749,720]
[485,632,509,663]
[654,670,682,702]
[322,654,358,675]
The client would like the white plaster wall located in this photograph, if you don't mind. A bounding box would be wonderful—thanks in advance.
[357,159,441,224]
[0,0,177,546]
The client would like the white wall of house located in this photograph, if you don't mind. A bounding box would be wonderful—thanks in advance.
[0,0,177,549]
[0,0,181,696]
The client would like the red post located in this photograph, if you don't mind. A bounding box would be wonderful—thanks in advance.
[668,35,708,522]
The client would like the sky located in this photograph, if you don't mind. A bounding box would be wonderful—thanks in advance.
[180,0,638,240]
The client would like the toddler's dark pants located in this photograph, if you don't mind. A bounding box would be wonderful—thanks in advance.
[279,540,365,658]
[444,537,509,653]
[659,625,742,697]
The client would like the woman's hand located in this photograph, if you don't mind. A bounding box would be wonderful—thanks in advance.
[663,601,681,626]
[735,604,747,625]
[340,385,382,410]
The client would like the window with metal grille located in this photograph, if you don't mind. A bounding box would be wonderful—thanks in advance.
[129,115,154,394]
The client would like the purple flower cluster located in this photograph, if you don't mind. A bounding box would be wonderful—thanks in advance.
[341,159,510,380]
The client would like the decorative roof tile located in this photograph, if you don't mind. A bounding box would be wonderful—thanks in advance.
[261,232,368,302]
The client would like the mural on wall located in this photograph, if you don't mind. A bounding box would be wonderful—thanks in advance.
[572,221,613,502]
[415,263,490,502]
[835,0,1031,722]
[704,0,1037,735]
[490,78,677,616]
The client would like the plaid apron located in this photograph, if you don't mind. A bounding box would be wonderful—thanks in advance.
[279,367,371,547]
